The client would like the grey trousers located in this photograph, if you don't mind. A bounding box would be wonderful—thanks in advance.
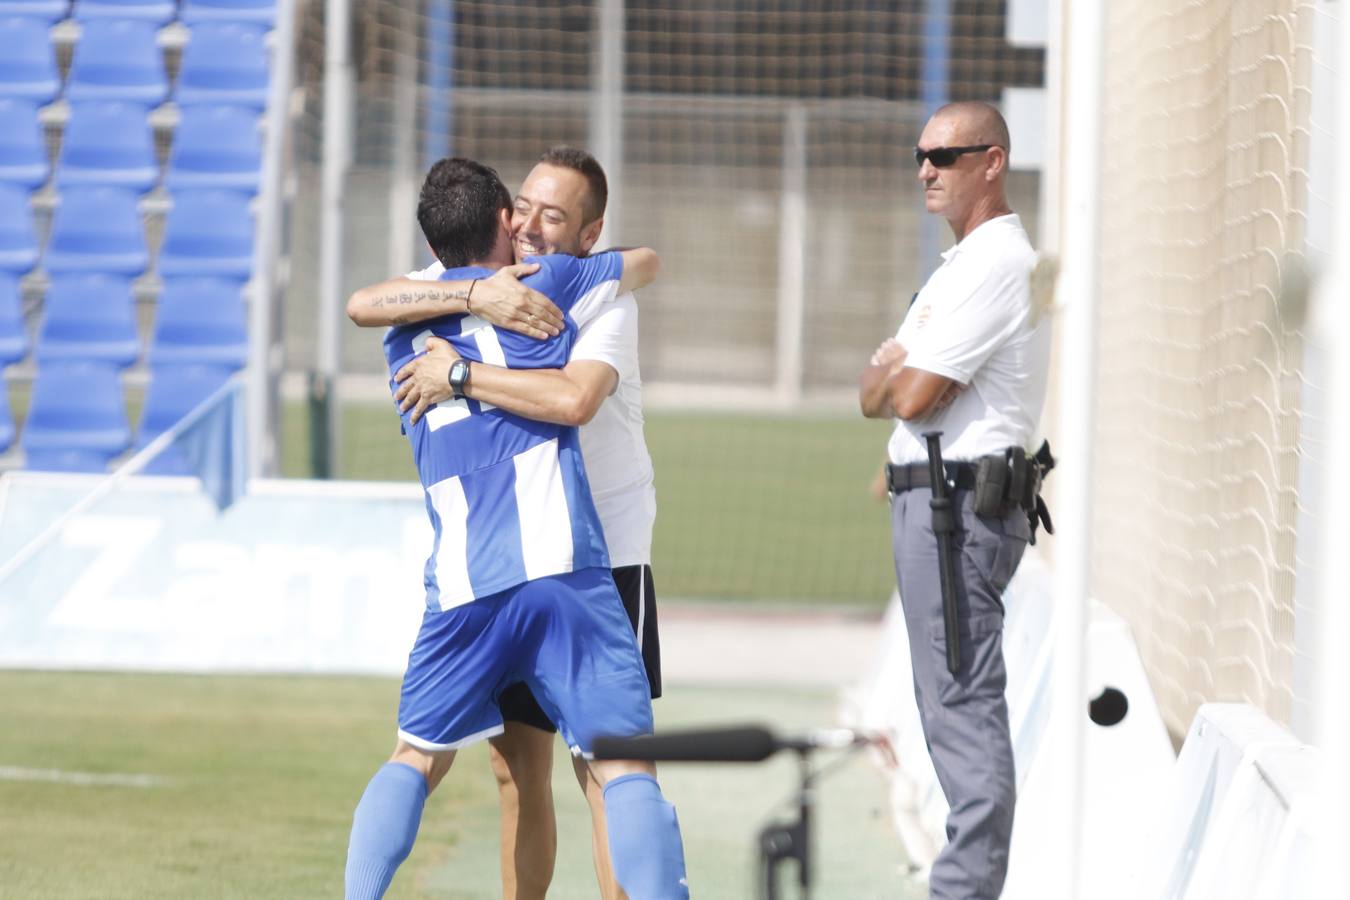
[890,487,1030,900]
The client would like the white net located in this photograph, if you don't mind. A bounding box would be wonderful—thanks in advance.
[1090,0,1317,734]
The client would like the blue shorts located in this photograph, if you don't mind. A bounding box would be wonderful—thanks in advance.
[396,566,654,756]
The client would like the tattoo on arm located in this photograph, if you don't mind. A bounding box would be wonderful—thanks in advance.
[367,286,470,310]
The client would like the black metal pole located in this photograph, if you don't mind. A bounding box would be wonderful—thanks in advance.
[756,751,814,899]
[798,752,812,898]
[923,430,962,674]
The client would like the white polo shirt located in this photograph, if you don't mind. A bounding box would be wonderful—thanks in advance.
[409,262,656,567]
[886,213,1050,465]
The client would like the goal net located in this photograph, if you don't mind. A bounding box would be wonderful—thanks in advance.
[1086,0,1323,736]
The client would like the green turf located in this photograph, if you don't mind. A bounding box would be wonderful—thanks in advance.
[0,670,917,899]
[283,402,897,607]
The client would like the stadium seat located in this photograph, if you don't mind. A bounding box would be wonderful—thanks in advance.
[35,273,139,367]
[135,363,233,474]
[66,18,168,106]
[72,0,175,24]
[0,183,38,274]
[157,189,253,279]
[165,104,261,194]
[0,16,61,102]
[0,2,68,22]
[43,185,148,275]
[21,360,130,472]
[149,277,247,368]
[175,23,270,109]
[0,271,28,365]
[56,101,158,191]
[0,98,49,190]
[181,0,274,27]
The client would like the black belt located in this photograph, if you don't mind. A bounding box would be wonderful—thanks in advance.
[885,461,978,494]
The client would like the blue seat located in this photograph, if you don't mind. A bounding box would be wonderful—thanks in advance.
[66,18,167,106]
[0,2,68,22]
[135,363,233,474]
[57,101,158,191]
[175,23,269,109]
[44,185,148,275]
[0,271,29,364]
[0,98,46,189]
[73,0,175,24]
[165,104,261,194]
[21,360,129,471]
[36,273,139,366]
[0,16,60,102]
[149,276,247,368]
[0,183,38,274]
[157,189,252,279]
[181,0,273,27]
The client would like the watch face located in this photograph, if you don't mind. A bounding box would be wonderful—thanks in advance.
[449,359,468,395]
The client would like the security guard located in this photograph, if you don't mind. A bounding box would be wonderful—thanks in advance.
[859,101,1052,899]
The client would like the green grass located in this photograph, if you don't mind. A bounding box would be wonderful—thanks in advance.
[0,671,916,899]
[283,402,897,607]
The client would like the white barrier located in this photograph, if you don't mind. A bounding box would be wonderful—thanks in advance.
[844,551,1176,895]
[1003,597,1174,899]
[0,472,428,674]
[1133,704,1320,900]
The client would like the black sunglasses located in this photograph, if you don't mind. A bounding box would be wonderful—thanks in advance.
[913,144,996,168]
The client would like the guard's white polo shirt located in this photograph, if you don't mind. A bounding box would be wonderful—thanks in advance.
[886,213,1050,465]
[409,262,656,567]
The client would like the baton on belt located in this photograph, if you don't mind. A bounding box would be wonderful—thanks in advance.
[922,431,962,675]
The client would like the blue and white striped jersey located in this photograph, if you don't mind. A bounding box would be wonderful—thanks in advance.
[383,252,625,611]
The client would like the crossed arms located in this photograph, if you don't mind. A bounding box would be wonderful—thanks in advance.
[858,338,962,421]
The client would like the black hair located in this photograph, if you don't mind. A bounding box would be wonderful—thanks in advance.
[537,145,608,225]
[417,157,513,268]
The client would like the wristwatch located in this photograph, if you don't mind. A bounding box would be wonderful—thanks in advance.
[447,358,470,400]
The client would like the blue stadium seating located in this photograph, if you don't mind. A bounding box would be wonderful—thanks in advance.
[157,189,252,279]
[0,2,67,21]
[149,276,247,368]
[35,272,139,366]
[181,0,273,27]
[73,0,175,24]
[57,101,158,191]
[0,271,28,365]
[21,360,129,471]
[44,185,148,275]
[175,23,269,109]
[0,183,38,274]
[135,363,233,474]
[165,104,261,194]
[0,387,13,453]
[0,98,47,190]
[66,18,168,106]
[0,16,61,102]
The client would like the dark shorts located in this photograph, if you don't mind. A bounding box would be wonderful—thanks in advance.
[499,563,662,732]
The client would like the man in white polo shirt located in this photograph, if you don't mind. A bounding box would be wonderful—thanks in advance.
[348,146,658,900]
[859,101,1051,900]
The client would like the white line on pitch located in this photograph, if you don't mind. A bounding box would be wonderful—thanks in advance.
[0,766,171,788]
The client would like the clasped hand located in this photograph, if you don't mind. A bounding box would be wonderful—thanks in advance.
[395,337,461,426]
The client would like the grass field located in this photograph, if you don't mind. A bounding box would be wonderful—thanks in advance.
[286,401,898,607]
[0,670,917,900]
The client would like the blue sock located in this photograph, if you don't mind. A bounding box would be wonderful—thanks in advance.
[603,773,689,899]
[344,762,428,900]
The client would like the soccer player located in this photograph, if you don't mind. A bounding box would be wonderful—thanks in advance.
[349,146,660,900]
[342,157,688,900]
